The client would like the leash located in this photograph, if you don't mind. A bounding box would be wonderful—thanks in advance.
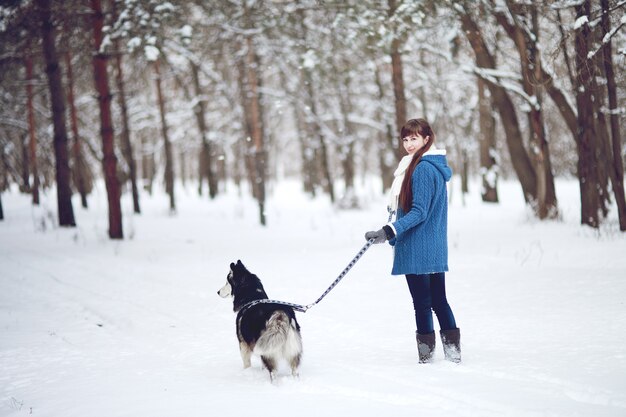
[239,237,375,313]
[239,208,395,314]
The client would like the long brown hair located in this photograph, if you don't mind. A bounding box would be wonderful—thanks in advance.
[398,118,435,213]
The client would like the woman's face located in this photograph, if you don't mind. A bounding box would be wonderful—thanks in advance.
[402,133,428,155]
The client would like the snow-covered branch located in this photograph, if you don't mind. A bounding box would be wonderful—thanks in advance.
[586,15,626,60]
[464,65,540,111]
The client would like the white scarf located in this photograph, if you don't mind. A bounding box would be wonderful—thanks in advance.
[387,146,445,211]
[388,154,414,212]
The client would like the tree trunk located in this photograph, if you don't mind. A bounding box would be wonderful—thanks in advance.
[574,1,600,228]
[90,0,122,238]
[294,99,317,196]
[335,58,356,201]
[153,59,176,212]
[302,69,334,203]
[0,140,8,191]
[374,64,395,193]
[497,4,557,218]
[316,126,334,204]
[0,142,4,218]
[461,148,469,195]
[114,55,140,213]
[546,9,579,138]
[340,142,355,191]
[64,49,89,209]
[19,132,30,192]
[179,150,187,187]
[141,132,155,195]
[458,8,537,203]
[477,78,498,203]
[337,101,356,201]
[592,49,611,218]
[111,15,140,214]
[600,0,626,231]
[25,55,39,205]
[190,61,218,199]
[530,8,557,219]
[245,36,266,225]
[37,0,75,227]
[295,7,333,202]
[236,53,257,200]
[389,0,407,160]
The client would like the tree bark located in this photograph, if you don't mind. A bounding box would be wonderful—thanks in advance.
[113,51,140,213]
[592,47,611,218]
[141,132,155,195]
[153,59,176,212]
[190,61,218,199]
[302,69,334,203]
[25,55,40,205]
[236,53,257,199]
[295,8,334,203]
[477,77,498,203]
[600,0,626,231]
[64,49,89,209]
[0,140,8,191]
[245,35,266,225]
[574,1,600,228]
[0,142,4,218]
[19,133,29,192]
[110,0,140,214]
[374,64,395,192]
[37,0,75,227]
[529,7,557,219]
[548,10,579,139]
[294,98,317,196]
[91,0,123,238]
[495,3,558,218]
[388,0,407,160]
[457,7,537,203]
[334,54,356,199]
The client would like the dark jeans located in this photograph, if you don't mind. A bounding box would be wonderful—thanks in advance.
[406,273,457,335]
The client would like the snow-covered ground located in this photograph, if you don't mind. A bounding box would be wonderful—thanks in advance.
[1,177,625,417]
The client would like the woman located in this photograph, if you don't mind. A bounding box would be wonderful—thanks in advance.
[365,118,460,364]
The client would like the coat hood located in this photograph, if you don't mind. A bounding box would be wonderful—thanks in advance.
[421,151,452,182]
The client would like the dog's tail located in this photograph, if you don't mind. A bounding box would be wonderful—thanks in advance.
[255,311,302,356]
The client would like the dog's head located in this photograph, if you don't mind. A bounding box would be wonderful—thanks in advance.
[217,260,256,297]
[218,260,241,298]
[217,260,268,310]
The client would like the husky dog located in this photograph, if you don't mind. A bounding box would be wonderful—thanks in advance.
[218,260,303,381]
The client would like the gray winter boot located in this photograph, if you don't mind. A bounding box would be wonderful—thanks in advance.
[416,332,436,363]
[440,328,461,363]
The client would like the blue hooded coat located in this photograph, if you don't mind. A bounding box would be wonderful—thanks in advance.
[389,153,452,275]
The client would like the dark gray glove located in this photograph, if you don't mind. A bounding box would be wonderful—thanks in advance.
[365,228,389,244]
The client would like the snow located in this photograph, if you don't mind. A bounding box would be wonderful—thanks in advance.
[144,45,160,62]
[574,15,589,30]
[301,50,318,70]
[126,37,141,52]
[1,178,626,417]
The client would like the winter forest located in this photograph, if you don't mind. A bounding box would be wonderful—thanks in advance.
[0,0,625,234]
[2,2,626,415]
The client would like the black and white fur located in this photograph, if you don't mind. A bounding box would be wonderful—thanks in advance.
[217,260,303,381]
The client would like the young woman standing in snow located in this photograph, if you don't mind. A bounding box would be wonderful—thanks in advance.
[365,118,461,364]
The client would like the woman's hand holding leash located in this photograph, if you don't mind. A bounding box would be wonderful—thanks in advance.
[364,225,395,244]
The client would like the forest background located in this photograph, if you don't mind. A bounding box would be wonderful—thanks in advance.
[0,0,625,235]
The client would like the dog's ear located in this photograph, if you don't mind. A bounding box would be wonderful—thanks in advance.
[235,260,247,272]
[230,260,247,277]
